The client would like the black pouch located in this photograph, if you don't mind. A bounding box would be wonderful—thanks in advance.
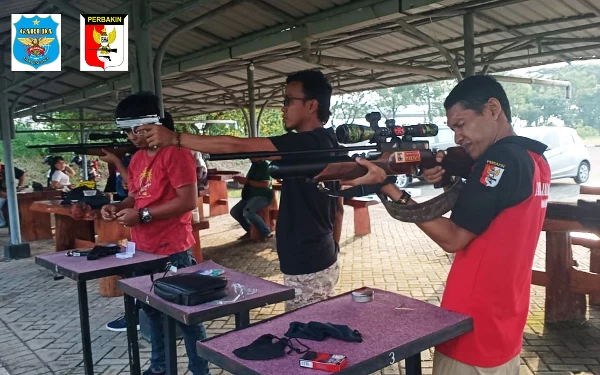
[87,245,122,260]
[152,273,228,306]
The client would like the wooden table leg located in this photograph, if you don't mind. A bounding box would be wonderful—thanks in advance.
[208,180,229,216]
[19,200,53,241]
[54,215,94,251]
[545,232,587,322]
[353,207,371,236]
[94,219,131,298]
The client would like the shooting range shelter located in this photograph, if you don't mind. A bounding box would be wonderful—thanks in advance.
[1,0,599,257]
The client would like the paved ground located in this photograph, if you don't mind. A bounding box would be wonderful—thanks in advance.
[0,179,599,375]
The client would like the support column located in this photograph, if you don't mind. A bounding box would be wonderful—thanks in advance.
[247,63,257,138]
[131,0,155,93]
[463,12,475,77]
[0,48,30,259]
[79,109,88,181]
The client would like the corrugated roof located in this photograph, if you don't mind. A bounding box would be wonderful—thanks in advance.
[3,0,599,120]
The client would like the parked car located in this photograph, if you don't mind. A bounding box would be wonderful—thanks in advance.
[515,126,591,184]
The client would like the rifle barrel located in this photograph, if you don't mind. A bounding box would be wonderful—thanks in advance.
[206,146,378,161]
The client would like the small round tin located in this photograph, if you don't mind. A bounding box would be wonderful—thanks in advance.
[352,289,374,303]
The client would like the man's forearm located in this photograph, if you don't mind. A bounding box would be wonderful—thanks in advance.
[379,184,470,253]
[180,133,276,154]
[115,196,135,211]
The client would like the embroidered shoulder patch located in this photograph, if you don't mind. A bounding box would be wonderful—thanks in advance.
[479,160,505,187]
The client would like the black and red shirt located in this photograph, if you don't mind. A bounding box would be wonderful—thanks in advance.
[436,135,551,367]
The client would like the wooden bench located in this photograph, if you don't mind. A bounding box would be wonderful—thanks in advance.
[569,184,600,305]
[250,191,279,241]
[343,197,379,236]
[191,219,210,262]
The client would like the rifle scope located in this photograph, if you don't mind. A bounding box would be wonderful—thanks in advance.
[335,123,438,144]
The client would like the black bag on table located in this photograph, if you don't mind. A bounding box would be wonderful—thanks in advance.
[152,273,228,306]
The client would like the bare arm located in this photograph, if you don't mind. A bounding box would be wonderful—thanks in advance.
[114,195,136,211]
[18,174,25,187]
[139,125,280,157]
[379,184,476,253]
[64,165,75,177]
[180,134,278,155]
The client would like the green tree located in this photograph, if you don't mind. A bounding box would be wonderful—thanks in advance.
[330,92,370,126]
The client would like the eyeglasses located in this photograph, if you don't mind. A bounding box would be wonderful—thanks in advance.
[282,96,309,106]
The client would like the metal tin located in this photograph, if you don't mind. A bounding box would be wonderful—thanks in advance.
[352,289,374,303]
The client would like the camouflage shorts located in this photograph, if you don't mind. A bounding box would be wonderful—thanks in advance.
[283,260,341,312]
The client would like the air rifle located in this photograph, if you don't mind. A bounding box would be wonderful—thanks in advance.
[207,112,473,191]
[206,112,475,223]
[27,141,135,157]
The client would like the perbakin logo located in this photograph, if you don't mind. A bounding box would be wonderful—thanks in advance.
[80,14,128,71]
[11,14,61,71]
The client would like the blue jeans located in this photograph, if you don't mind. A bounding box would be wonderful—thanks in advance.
[141,250,210,375]
[230,196,272,237]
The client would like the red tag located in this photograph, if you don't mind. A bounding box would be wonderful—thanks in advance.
[394,151,421,163]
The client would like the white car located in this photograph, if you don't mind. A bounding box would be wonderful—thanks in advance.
[515,126,591,184]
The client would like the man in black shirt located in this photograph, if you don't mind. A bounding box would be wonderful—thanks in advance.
[140,70,344,311]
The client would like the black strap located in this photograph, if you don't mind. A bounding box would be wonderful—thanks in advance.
[326,176,397,198]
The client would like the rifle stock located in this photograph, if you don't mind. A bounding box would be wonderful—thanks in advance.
[269,147,474,184]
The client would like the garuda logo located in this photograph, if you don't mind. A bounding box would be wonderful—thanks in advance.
[11,14,61,71]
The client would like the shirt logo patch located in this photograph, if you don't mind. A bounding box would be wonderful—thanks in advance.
[479,161,505,187]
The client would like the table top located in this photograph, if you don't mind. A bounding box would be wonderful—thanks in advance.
[30,200,103,220]
[35,249,169,281]
[196,288,473,375]
[117,260,295,325]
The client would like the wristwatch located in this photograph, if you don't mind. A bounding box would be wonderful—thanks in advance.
[139,207,152,223]
[392,190,411,205]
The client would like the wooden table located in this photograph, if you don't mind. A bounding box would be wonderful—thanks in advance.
[531,200,600,322]
[35,250,168,375]
[196,287,473,375]
[4,189,63,241]
[30,200,130,252]
[118,260,295,375]
[31,199,132,297]
[205,170,242,216]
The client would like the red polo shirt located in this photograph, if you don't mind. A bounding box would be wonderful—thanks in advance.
[435,136,550,367]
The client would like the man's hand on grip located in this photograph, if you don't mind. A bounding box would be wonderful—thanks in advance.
[422,151,446,184]
[340,157,387,187]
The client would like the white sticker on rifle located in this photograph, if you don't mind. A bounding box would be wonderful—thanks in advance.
[394,151,421,163]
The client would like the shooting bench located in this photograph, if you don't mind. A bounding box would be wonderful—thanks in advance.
[532,197,600,323]
[192,193,210,262]
[203,169,242,216]
[344,196,379,236]
[4,188,63,241]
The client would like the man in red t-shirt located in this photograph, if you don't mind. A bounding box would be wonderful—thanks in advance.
[100,93,209,375]
[341,75,550,374]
